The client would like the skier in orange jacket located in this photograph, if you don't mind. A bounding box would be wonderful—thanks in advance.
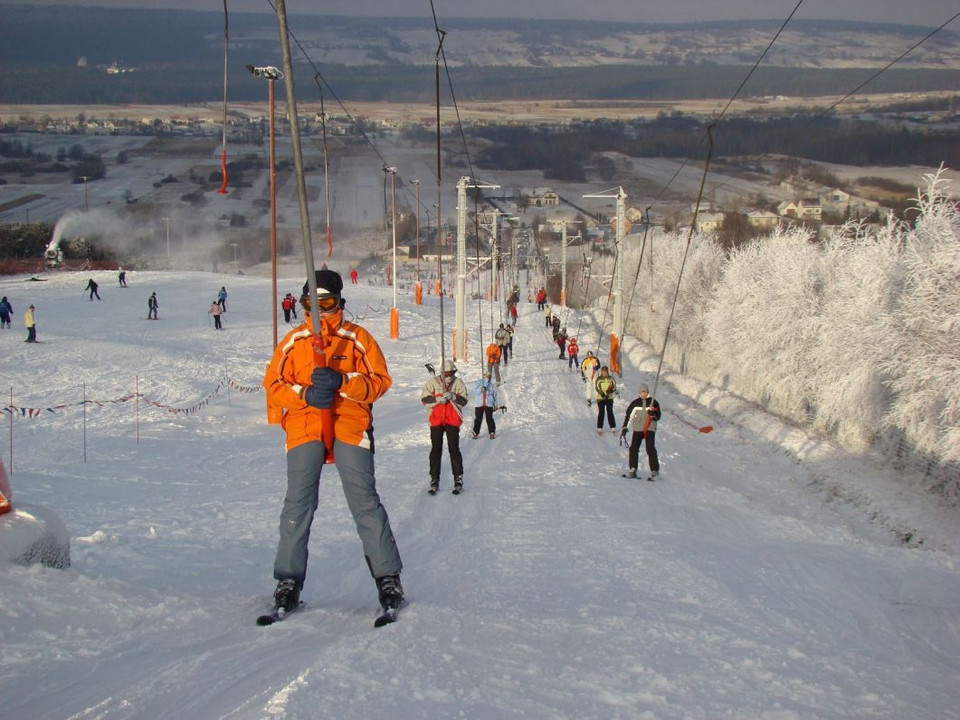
[485,342,502,384]
[262,269,403,620]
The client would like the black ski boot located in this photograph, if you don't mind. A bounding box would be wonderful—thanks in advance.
[624,468,637,479]
[256,579,303,625]
[428,477,439,495]
[274,578,302,613]
[452,476,463,494]
[376,574,403,612]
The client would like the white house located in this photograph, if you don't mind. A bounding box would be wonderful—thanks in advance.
[695,211,725,233]
[777,200,799,218]
[798,198,822,221]
[521,187,560,208]
[746,210,780,230]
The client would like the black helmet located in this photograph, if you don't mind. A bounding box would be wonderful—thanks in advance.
[302,269,344,311]
[303,269,343,298]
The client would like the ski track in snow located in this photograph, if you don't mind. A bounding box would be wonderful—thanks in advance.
[1,270,959,719]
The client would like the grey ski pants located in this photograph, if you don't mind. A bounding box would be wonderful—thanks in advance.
[273,439,402,583]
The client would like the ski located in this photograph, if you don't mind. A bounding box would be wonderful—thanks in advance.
[374,598,406,627]
[256,601,304,626]
[374,607,399,627]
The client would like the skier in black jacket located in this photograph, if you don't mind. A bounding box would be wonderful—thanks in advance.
[620,384,662,479]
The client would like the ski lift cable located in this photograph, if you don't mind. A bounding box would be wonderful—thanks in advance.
[713,0,806,124]
[701,10,960,203]
[431,0,508,372]
[804,10,960,128]
[639,1,805,215]
[217,0,230,195]
[622,207,654,335]
[592,251,617,361]
[317,82,333,258]
[433,14,448,370]
[650,125,716,401]
[265,0,427,216]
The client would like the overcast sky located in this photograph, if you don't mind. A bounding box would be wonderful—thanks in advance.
[1,0,958,27]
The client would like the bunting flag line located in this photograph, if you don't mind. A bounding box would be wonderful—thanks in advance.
[3,376,261,419]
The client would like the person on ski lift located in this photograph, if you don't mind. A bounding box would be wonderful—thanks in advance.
[485,341,502,384]
[620,384,662,479]
[595,366,617,435]
[581,351,600,406]
[262,269,403,620]
[470,371,501,439]
[495,323,511,365]
[567,336,580,371]
[420,359,469,494]
[556,326,568,359]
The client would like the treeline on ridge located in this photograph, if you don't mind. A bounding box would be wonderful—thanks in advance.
[470,115,959,182]
[0,62,958,105]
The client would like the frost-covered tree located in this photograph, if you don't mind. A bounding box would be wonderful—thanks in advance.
[880,170,960,465]
[805,220,904,448]
[704,225,823,421]
[607,171,959,475]
[621,230,723,354]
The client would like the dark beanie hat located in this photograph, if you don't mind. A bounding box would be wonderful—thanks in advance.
[303,269,343,297]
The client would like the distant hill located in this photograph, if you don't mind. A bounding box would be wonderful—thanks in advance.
[0,4,958,104]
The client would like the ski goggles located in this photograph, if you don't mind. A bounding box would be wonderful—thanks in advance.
[315,294,340,312]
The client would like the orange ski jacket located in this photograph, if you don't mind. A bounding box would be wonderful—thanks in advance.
[263,310,392,451]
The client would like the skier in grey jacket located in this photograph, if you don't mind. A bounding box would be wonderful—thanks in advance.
[619,384,662,478]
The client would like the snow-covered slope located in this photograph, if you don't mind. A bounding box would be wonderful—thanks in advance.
[1,269,958,719]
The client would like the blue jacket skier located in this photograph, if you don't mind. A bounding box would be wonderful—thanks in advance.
[470,372,501,439]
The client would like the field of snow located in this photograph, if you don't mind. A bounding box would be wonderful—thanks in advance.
[1,267,959,719]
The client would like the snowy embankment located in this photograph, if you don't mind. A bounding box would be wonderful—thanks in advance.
[1,270,958,719]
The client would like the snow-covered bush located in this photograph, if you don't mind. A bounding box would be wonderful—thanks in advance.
[622,230,724,352]
[703,224,823,422]
[879,169,960,464]
[805,219,903,448]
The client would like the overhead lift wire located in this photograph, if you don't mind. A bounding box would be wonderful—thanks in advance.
[264,0,430,221]
[639,2,806,398]
[804,10,960,127]
[685,8,960,213]
[217,0,230,195]
[317,85,333,257]
[430,0,508,374]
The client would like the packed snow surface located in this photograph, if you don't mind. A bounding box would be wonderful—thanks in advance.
[1,269,958,719]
